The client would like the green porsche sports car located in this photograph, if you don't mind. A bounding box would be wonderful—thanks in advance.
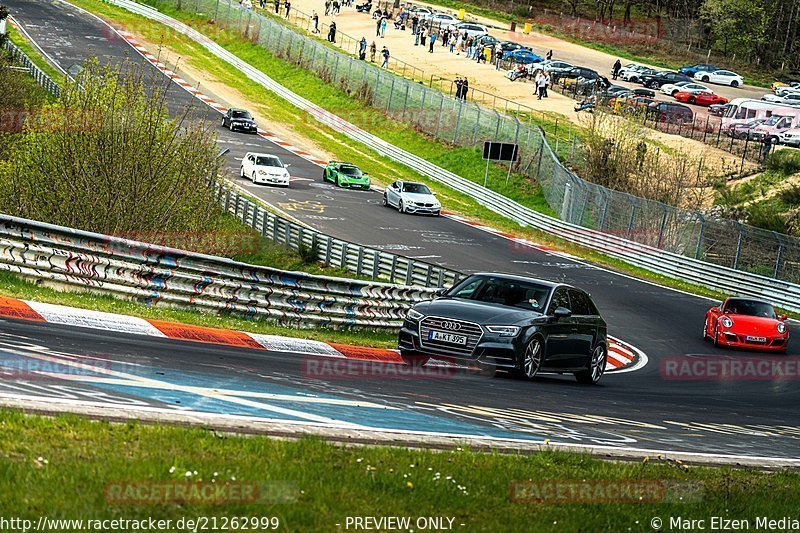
[322,162,371,190]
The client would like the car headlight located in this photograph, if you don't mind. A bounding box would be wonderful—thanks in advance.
[258,170,267,174]
[720,316,734,329]
[486,325,520,337]
[777,322,787,334]
[406,309,425,321]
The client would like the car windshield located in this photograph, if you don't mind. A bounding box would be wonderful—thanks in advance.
[765,115,789,126]
[256,156,282,167]
[447,276,552,312]
[340,165,363,177]
[232,110,252,119]
[402,183,432,194]
[724,299,777,318]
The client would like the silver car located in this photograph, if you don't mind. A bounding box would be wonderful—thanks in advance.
[383,180,441,216]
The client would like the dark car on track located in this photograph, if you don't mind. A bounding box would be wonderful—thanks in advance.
[399,273,608,384]
[222,108,258,133]
[639,70,691,89]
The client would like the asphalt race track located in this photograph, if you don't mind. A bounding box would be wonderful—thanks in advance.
[4,0,800,461]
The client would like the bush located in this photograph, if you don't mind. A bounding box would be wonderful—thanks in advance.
[779,184,800,206]
[297,239,321,264]
[0,60,223,233]
[765,149,800,175]
[746,203,786,233]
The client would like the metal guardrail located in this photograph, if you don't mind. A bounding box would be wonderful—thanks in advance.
[0,213,438,328]
[215,181,463,288]
[125,0,800,285]
[108,0,800,311]
[1,38,61,97]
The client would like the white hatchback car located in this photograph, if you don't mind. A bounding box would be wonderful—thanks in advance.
[694,69,744,87]
[454,22,488,38]
[660,81,710,96]
[424,13,459,30]
[383,180,441,216]
[240,152,291,187]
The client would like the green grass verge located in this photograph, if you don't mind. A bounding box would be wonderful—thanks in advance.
[3,410,800,530]
[6,25,67,87]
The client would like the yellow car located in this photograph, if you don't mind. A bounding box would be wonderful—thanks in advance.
[772,80,800,92]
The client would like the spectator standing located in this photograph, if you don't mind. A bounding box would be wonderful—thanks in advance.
[284,0,290,18]
[449,33,455,53]
[461,78,469,100]
[259,0,265,9]
[411,15,419,35]
[546,49,553,61]
[494,42,503,70]
[418,25,427,47]
[359,36,367,60]
[612,59,622,80]
[274,0,279,13]
[370,41,377,62]
[332,0,340,15]
[542,71,550,98]
[312,12,320,33]
[441,28,448,47]
[328,21,337,42]
[380,17,387,37]
[454,77,463,99]
[381,46,390,68]
[376,16,382,37]
[428,31,437,53]
[324,0,331,15]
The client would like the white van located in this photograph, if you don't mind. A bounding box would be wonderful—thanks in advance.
[750,110,800,143]
[721,98,799,128]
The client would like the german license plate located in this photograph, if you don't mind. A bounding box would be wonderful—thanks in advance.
[746,336,767,343]
[429,330,467,345]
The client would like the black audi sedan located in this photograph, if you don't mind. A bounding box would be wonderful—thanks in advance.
[398,273,608,384]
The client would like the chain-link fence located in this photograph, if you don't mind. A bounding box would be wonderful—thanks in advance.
[151,0,800,283]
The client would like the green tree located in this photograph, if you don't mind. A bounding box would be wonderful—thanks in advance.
[700,0,766,58]
[0,59,223,233]
[0,5,8,48]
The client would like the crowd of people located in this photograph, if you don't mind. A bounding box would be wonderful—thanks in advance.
[249,0,569,104]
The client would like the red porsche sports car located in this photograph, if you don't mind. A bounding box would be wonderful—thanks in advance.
[704,297,789,352]
[674,90,729,106]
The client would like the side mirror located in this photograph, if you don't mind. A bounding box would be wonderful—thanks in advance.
[780,314,788,321]
[553,307,572,319]
[285,164,291,168]
[434,288,448,297]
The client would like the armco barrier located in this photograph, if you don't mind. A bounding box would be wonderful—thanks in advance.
[0,214,438,329]
[214,181,464,288]
[2,38,61,96]
[101,0,800,312]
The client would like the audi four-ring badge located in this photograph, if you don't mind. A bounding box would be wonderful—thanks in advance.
[398,273,609,384]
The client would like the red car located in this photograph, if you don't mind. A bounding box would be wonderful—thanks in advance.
[674,90,729,106]
[704,297,789,353]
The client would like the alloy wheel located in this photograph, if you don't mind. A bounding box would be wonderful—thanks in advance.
[523,338,542,379]
[590,345,606,383]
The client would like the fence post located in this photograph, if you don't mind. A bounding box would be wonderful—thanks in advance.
[656,204,668,248]
[434,94,445,138]
[356,247,364,276]
[324,236,332,266]
[405,261,413,285]
[401,83,410,120]
[598,192,610,231]
[472,105,481,145]
[453,98,464,144]
[214,0,220,22]
[560,182,572,220]
[341,242,348,268]
[732,223,744,269]
[372,251,380,280]
[390,255,397,283]
[386,77,396,113]
[417,89,427,127]
[773,235,784,279]
[627,197,638,240]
